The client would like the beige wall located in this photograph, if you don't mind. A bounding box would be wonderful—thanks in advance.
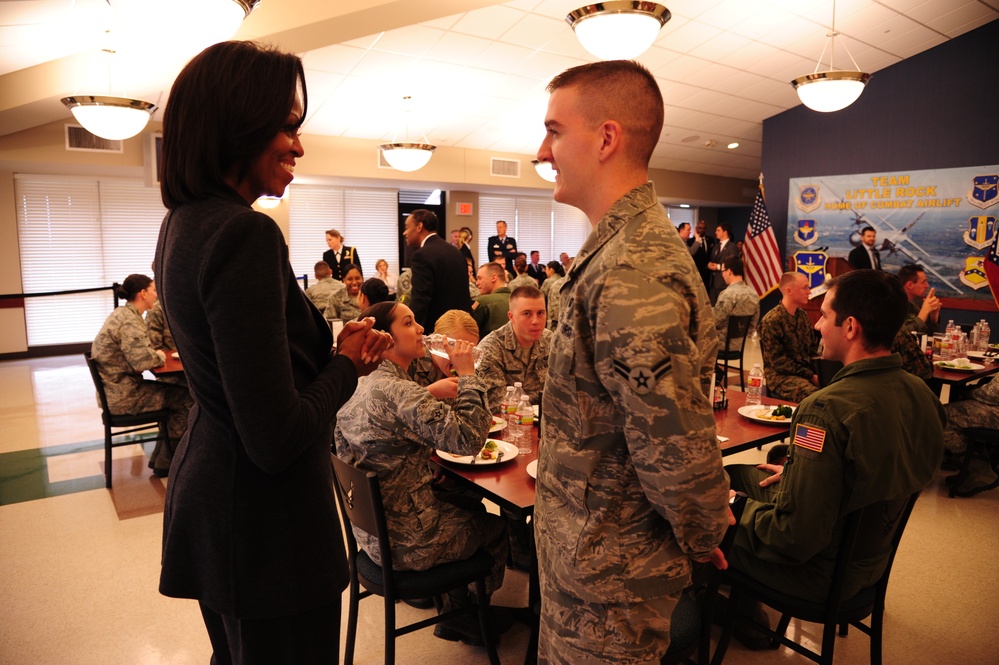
[0,119,755,354]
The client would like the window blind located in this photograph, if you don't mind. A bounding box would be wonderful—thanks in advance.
[478,195,589,268]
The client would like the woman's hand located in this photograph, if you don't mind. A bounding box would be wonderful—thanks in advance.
[446,338,477,377]
[337,317,393,376]
[427,377,460,400]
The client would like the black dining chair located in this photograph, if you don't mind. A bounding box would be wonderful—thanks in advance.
[83,351,171,489]
[716,314,755,390]
[710,491,921,665]
[331,455,500,665]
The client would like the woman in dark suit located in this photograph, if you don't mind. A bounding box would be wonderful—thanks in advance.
[154,41,391,664]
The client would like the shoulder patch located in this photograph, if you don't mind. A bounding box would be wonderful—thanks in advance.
[793,423,826,453]
[612,356,671,395]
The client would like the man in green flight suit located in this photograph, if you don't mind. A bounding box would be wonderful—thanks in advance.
[726,269,944,645]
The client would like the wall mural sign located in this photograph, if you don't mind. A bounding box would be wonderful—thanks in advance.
[787,165,999,302]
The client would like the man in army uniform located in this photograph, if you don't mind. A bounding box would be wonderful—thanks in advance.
[759,272,820,402]
[487,220,518,274]
[533,60,731,664]
[712,257,759,352]
[898,263,941,334]
[476,285,552,411]
[472,262,511,337]
[725,270,943,630]
[893,319,932,381]
[304,261,346,318]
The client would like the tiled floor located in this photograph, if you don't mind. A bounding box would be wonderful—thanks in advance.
[1,350,996,664]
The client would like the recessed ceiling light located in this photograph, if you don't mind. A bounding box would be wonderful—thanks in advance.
[727,142,739,149]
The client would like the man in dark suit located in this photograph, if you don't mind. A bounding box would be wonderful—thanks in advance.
[323,229,361,281]
[527,250,547,287]
[707,222,740,304]
[487,220,518,273]
[687,219,714,290]
[848,226,882,271]
[403,209,472,333]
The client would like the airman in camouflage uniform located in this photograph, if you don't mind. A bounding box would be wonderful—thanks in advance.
[146,301,175,351]
[543,275,567,331]
[305,278,346,318]
[91,302,193,473]
[396,267,413,303]
[334,360,507,594]
[477,321,552,412]
[712,258,759,352]
[508,273,537,291]
[325,289,360,321]
[534,61,730,665]
[759,273,820,402]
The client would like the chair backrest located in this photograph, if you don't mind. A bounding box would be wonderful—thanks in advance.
[83,351,113,420]
[331,455,394,568]
[724,314,754,352]
[827,491,920,608]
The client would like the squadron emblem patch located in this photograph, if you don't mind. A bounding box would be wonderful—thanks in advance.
[612,357,671,395]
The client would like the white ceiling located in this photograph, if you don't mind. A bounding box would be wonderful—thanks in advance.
[1,0,997,181]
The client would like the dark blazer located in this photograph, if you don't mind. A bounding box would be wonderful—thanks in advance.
[486,234,517,273]
[527,262,547,286]
[687,235,714,288]
[410,233,473,333]
[323,245,361,281]
[848,244,881,270]
[156,192,357,618]
[708,239,741,301]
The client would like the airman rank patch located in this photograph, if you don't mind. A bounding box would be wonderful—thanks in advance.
[793,424,826,453]
[612,356,671,395]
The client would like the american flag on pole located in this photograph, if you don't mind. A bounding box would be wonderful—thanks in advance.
[743,183,782,297]
[986,223,999,308]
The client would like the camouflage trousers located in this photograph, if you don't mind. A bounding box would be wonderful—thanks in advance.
[769,375,818,403]
[538,583,681,664]
[108,380,192,472]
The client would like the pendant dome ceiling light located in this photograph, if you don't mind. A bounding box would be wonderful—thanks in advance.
[791,0,871,113]
[61,0,260,141]
[532,160,557,183]
[379,96,437,172]
[566,2,671,61]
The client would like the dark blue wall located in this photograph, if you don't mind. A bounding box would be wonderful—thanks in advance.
[761,18,999,326]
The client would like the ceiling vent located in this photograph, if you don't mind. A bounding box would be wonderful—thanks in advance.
[65,124,123,153]
[490,157,520,178]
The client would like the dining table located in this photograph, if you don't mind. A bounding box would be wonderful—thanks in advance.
[930,358,999,403]
[429,395,797,665]
[151,351,184,376]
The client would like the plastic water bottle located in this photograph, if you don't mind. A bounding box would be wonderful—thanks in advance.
[510,395,534,455]
[499,386,515,423]
[746,363,764,406]
[423,333,481,366]
[980,319,991,350]
[509,382,525,418]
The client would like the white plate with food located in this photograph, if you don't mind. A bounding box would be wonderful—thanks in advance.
[437,439,518,465]
[737,404,795,425]
[489,416,507,433]
[170,351,179,359]
[966,351,995,362]
[934,360,985,372]
[526,459,538,479]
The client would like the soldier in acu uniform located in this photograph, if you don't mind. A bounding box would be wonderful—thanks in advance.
[533,61,731,665]
[91,274,193,477]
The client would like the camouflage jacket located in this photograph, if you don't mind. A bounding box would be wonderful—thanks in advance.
[894,320,932,381]
[91,302,164,410]
[327,290,361,321]
[304,277,346,318]
[477,321,552,412]
[713,280,760,352]
[407,351,449,388]
[543,275,567,331]
[508,274,537,291]
[146,301,176,351]
[535,182,730,603]
[759,304,819,393]
[334,360,491,570]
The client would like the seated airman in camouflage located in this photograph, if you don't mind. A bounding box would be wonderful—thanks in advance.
[759,272,820,402]
[476,285,552,411]
[303,260,346,318]
[91,274,193,477]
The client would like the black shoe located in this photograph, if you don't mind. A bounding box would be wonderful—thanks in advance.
[433,606,513,647]
[402,597,436,610]
[734,601,773,650]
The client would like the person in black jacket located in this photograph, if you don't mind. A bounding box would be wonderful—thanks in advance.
[154,40,392,665]
[323,228,360,280]
[403,209,472,333]
[847,226,882,270]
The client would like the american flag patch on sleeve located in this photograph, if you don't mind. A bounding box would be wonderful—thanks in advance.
[793,424,826,453]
